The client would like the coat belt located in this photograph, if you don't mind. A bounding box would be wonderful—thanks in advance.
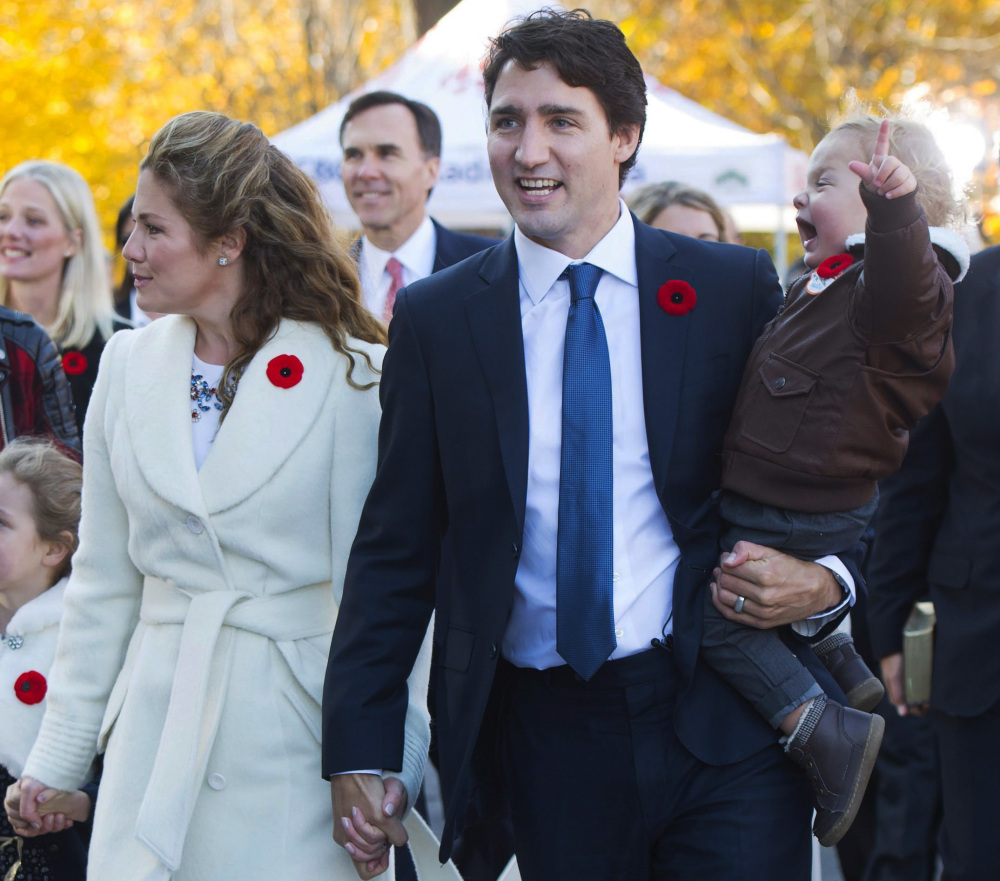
[133,576,335,870]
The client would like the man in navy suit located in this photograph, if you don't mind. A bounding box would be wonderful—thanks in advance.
[340,90,497,322]
[324,10,858,879]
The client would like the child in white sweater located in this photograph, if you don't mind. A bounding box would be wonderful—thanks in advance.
[0,439,90,880]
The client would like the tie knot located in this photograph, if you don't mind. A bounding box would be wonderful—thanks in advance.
[385,257,404,286]
[563,262,603,304]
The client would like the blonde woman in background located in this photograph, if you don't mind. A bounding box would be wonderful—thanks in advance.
[627,180,730,242]
[0,161,121,433]
[5,112,445,881]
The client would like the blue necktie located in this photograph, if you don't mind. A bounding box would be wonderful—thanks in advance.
[556,262,616,681]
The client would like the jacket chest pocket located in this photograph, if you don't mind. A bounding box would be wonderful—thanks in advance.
[740,354,818,454]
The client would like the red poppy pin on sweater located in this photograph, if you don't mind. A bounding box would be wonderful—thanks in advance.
[14,670,46,705]
[805,253,855,295]
[658,280,697,316]
[62,351,88,375]
[266,354,303,389]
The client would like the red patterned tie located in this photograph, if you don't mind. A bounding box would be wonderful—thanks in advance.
[383,257,405,324]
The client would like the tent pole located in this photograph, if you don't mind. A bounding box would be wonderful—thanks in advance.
[773,144,789,280]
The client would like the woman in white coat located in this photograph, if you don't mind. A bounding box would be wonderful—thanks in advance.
[6,112,437,881]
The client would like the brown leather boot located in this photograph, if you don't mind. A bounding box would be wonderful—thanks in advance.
[814,633,885,712]
[785,695,885,847]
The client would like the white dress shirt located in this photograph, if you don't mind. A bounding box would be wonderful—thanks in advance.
[503,206,680,668]
[358,215,437,319]
[502,204,852,670]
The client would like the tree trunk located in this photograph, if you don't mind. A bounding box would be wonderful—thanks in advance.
[413,0,460,35]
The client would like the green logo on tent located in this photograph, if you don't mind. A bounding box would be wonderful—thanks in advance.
[715,169,749,188]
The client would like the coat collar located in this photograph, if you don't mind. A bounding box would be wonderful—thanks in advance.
[465,237,529,534]
[845,226,970,282]
[633,218,691,498]
[5,579,67,637]
[125,316,340,515]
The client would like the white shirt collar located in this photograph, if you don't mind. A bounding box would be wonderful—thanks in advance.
[360,214,437,281]
[513,200,638,304]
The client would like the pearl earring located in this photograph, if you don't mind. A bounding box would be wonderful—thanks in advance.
[218,256,228,266]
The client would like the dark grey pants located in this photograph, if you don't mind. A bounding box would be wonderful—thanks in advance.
[701,490,877,727]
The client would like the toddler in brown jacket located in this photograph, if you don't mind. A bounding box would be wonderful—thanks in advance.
[706,114,968,847]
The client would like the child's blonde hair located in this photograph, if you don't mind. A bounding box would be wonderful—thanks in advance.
[831,96,960,228]
[0,438,82,584]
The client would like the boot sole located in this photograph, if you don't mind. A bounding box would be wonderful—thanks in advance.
[846,678,886,713]
[816,712,885,848]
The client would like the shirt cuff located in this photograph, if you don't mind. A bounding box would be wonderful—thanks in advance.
[790,555,855,637]
[330,770,382,777]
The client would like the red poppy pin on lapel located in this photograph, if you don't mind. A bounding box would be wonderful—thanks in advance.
[266,354,304,389]
[14,670,47,705]
[806,253,854,294]
[62,351,87,375]
[657,280,697,316]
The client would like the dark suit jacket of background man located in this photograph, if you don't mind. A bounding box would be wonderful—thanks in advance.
[349,218,499,275]
[868,243,1000,715]
[324,217,856,861]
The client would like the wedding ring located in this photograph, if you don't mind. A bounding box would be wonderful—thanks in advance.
[734,596,746,614]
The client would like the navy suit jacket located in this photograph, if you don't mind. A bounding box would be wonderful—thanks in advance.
[324,217,847,859]
[868,244,1000,717]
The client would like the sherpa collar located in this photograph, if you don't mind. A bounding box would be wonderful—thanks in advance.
[845,227,970,283]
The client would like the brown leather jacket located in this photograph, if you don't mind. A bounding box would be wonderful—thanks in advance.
[720,187,960,514]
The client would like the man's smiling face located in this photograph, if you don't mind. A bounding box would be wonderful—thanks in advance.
[486,61,639,259]
[340,103,440,251]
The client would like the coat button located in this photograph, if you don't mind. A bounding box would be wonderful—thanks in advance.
[207,772,226,790]
[186,516,205,535]
[511,542,519,558]
[773,377,786,389]
[489,643,498,659]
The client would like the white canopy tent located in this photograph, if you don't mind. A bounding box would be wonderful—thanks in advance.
[272,0,805,268]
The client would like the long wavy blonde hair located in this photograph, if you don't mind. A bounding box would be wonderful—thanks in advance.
[0,161,115,350]
[140,112,385,413]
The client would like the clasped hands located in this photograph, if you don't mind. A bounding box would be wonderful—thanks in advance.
[710,540,845,627]
[331,773,409,879]
[4,776,91,837]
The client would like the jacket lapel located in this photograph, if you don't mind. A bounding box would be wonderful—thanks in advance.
[635,220,694,501]
[198,320,337,514]
[431,219,450,273]
[464,237,529,534]
[125,315,208,517]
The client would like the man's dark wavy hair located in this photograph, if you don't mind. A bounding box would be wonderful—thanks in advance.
[482,8,647,187]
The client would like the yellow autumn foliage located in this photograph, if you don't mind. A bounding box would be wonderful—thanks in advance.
[4,0,1000,249]
[1,0,414,251]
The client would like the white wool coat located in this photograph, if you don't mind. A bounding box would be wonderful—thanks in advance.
[22,316,447,881]
[0,579,68,779]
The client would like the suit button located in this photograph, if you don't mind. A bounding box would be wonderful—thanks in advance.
[511,542,519,558]
[186,516,205,535]
[773,377,786,390]
[489,643,498,659]
[207,772,226,790]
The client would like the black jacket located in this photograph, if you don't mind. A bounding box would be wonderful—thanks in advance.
[868,244,1000,716]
